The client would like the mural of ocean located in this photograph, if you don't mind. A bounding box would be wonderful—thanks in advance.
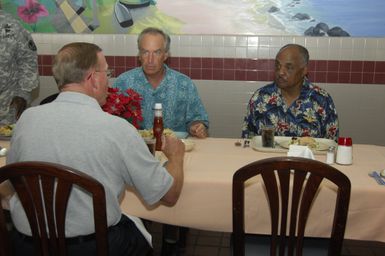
[269,0,385,37]
[4,0,385,36]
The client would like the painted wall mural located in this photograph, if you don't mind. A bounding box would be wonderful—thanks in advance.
[3,0,385,36]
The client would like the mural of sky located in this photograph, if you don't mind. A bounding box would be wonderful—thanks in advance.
[3,0,385,37]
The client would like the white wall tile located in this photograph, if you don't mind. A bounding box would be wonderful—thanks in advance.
[202,35,214,46]
[190,46,202,57]
[258,46,270,59]
[258,36,271,47]
[212,46,224,57]
[236,47,247,58]
[247,36,259,47]
[224,46,236,58]
[236,36,248,47]
[224,36,236,46]
[213,35,224,47]
[190,35,202,46]
[247,47,258,59]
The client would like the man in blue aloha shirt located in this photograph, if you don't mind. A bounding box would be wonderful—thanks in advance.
[113,27,209,138]
[242,44,339,141]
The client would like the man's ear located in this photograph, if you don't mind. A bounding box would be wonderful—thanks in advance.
[163,51,169,62]
[302,66,308,77]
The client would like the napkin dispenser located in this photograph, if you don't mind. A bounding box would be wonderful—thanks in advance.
[287,145,315,159]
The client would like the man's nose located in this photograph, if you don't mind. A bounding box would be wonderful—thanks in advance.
[147,52,154,63]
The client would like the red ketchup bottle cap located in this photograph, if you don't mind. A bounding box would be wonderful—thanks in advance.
[338,137,352,146]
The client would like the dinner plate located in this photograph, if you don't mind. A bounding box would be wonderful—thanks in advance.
[278,140,330,151]
[174,131,189,139]
[138,129,185,138]
[251,136,336,154]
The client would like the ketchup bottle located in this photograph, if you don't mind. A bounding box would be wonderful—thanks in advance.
[153,103,164,151]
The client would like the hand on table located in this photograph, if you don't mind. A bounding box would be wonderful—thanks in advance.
[162,136,185,161]
[189,122,208,138]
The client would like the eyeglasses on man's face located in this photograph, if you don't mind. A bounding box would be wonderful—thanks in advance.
[95,69,114,78]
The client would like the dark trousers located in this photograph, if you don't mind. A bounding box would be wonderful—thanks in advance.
[11,214,152,256]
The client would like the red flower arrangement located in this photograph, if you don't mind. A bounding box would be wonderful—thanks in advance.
[102,88,143,129]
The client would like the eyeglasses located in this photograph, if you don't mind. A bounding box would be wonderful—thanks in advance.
[95,69,114,78]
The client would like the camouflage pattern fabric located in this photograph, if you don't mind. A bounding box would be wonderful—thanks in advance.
[0,10,39,125]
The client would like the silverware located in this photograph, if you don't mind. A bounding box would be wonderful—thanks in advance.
[368,171,385,185]
[243,139,250,148]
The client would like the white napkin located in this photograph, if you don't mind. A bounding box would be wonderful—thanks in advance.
[287,145,315,159]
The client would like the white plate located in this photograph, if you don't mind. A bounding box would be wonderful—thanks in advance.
[181,139,195,152]
[250,136,288,153]
[279,139,330,151]
[174,131,189,139]
[138,129,186,138]
[251,136,336,154]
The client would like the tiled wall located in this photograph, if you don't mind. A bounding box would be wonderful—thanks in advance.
[34,34,385,85]
[32,34,385,145]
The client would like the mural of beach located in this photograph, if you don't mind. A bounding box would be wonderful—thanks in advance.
[3,0,385,36]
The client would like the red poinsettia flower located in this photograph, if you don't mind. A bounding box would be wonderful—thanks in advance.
[17,0,49,24]
[102,88,143,129]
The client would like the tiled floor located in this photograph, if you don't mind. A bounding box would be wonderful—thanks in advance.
[146,221,385,256]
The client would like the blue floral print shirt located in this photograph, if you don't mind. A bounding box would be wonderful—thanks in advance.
[242,79,339,140]
[112,65,209,132]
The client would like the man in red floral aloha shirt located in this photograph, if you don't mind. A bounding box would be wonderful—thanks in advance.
[242,44,339,141]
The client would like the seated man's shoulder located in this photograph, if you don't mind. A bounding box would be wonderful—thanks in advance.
[256,82,276,94]
[308,83,332,98]
[166,67,189,79]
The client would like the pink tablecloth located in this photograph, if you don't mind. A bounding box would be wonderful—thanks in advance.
[120,138,385,242]
[1,138,384,242]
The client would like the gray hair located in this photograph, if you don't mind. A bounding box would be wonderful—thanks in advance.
[52,42,102,89]
[137,27,171,53]
[278,44,309,65]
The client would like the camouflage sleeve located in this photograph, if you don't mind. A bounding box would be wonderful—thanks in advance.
[13,20,39,102]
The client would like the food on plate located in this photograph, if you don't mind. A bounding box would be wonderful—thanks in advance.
[181,139,195,151]
[289,136,318,149]
[138,128,176,138]
[0,124,15,136]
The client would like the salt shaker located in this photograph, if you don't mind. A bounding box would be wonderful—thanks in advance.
[326,146,335,164]
[336,137,353,165]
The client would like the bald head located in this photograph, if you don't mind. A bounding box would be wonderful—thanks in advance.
[277,44,309,67]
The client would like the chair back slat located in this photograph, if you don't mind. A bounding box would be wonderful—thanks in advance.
[0,161,109,256]
[232,156,351,256]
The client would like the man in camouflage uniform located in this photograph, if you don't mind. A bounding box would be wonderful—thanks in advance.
[0,8,39,125]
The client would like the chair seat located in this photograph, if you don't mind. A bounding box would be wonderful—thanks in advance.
[244,235,329,256]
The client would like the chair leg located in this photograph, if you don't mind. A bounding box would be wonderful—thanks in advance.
[161,225,190,256]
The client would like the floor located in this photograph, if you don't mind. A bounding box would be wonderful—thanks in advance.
[146,221,385,256]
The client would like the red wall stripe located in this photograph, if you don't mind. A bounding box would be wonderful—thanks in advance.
[38,55,385,84]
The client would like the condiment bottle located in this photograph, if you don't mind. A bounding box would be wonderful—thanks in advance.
[336,137,353,165]
[326,146,335,164]
[153,103,164,151]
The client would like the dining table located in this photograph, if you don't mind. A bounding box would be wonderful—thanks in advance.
[120,137,385,243]
[1,137,385,243]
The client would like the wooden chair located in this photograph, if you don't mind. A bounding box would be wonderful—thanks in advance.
[232,157,351,256]
[0,161,108,256]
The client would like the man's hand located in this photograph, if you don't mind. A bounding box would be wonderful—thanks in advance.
[189,122,208,138]
[10,96,27,120]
